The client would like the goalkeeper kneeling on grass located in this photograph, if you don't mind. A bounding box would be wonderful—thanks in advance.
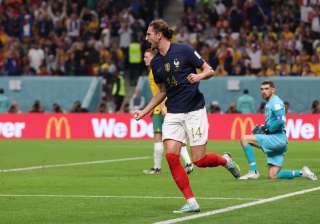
[239,81,317,181]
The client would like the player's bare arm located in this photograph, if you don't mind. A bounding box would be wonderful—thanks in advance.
[134,84,166,120]
[160,100,167,116]
[186,62,214,84]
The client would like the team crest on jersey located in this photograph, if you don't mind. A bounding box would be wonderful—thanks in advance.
[173,58,180,68]
[164,63,171,72]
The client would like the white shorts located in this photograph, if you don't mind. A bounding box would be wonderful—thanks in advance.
[162,107,208,146]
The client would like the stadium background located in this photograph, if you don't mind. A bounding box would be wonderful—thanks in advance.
[0,0,319,114]
[0,0,320,223]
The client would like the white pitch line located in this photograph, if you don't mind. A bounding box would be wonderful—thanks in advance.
[0,156,150,173]
[0,194,261,201]
[154,186,320,224]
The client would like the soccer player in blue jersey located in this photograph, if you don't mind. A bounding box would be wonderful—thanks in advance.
[239,81,318,181]
[134,19,240,213]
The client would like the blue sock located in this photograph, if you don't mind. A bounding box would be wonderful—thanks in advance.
[277,170,302,179]
[243,144,257,171]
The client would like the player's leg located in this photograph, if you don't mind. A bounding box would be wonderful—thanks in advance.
[239,134,260,179]
[267,153,298,179]
[180,145,194,174]
[274,167,301,179]
[186,108,240,178]
[153,133,163,171]
[190,145,240,178]
[253,134,317,180]
[268,165,282,179]
[270,165,318,181]
[162,113,199,213]
[143,114,163,174]
[165,139,199,213]
[269,165,317,180]
[191,145,225,166]
[267,138,317,181]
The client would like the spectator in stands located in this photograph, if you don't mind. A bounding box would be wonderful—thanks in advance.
[231,63,246,76]
[128,34,142,85]
[246,0,265,29]
[176,27,190,44]
[225,102,238,113]
[66,13,81,41]
[263,60,277,76]
[209,101,221,114]
[70,100,87,113]
[8,100,20,113]
[302,63,314,76]
[246,43,262,75]
[236,89,255,114]
[38,64,50,76]
[276,63,290,76]
[112,71,125,112]
[290,56,303,76]
[85,40,100,76]
[309,54,320,75]
[123,102,130,113]
[29,100,44,113]
[284,101,291,114]
[5,48,22,76]
[97,101,107,113]
[228,2,244,34]
[28,43,45,74]
[0,88,9,112]
[311,100,320,114]
[52,103,64,113]
[118,20,132,67]
[258,102,266,114]
[129,89,145,113]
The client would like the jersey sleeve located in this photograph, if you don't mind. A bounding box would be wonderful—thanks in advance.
[184,45,204,68]
[267,102,286,133]
[272,102,285,118]
[150,61,163,84]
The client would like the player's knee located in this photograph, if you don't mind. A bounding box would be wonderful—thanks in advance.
[165,153,179,165]
[240,135,249,145]
[269,170,279,179]
[269,173,278,179]
[193,159,202,167]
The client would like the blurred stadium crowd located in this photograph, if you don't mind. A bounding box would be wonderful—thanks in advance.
[0,0,167,80]
[179,0,320,76]
[0,0,320,113]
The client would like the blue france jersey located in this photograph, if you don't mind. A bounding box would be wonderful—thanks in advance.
[151,43,205,113]
[264,95,286,134]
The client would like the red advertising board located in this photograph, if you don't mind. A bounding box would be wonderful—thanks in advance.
[0,114,319,140]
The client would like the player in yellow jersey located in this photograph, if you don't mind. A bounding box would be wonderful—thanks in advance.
[143,49,193,174]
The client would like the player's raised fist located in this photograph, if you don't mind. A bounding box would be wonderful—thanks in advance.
[187,73,201,84]
[133,110,144,120]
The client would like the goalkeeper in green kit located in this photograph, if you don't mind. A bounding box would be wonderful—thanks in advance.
[239,81,317,181]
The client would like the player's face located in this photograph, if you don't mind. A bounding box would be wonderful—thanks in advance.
[260,84,275,100]
[146,26,160,49]
[144,52,153,66]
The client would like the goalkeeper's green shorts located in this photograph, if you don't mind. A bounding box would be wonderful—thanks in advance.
[152,114,164,134]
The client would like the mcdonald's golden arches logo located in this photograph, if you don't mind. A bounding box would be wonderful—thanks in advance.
[230,117,255,140]
[46,116,71,139]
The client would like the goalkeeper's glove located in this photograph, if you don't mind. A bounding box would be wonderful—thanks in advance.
[252,125,269,134]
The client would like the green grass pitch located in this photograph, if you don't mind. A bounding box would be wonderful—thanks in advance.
[0,140,319,224]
